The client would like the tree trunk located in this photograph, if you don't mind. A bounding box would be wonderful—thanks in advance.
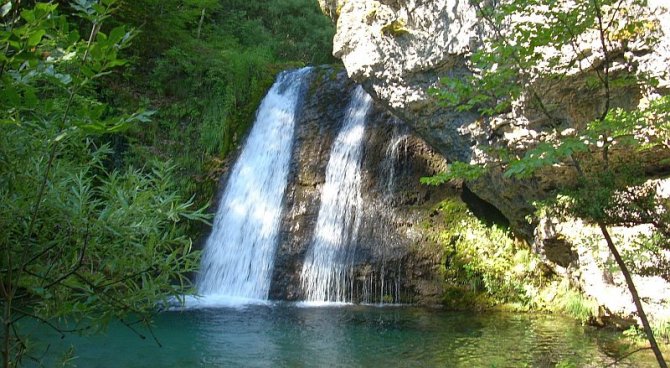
[598,222,667,368]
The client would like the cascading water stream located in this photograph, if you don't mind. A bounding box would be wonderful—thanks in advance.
[196,68,310,302]
[300,86,372,303]
[381,122,410,200]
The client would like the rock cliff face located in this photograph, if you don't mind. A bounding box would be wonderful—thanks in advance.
[318,0,670,322]
[319,0,670,234]
[269,67,451,304]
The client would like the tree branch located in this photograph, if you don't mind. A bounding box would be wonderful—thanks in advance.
[598,222,667,368]
[11,307,90,337]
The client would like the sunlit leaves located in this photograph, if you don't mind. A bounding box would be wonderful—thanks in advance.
[421,161,486,185]
[76,109,155,133]
[0,1,210,364]
[504,138,588,178]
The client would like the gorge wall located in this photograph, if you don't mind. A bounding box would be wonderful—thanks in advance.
[317,0,670,323]
[319,0,670,236]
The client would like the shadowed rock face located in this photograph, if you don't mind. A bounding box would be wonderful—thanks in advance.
[269,67,452,304]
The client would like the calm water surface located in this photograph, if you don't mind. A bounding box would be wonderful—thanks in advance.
[34,303,658,367]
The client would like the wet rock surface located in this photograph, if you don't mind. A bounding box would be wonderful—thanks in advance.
[269,67,451,304]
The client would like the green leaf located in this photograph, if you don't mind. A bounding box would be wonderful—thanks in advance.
[108,26,126,44]
[71,0,96,16]
[27,29,45,47]
[129,110,156,123]
[33,2,58,15]
[20,9,35,22]
[2,84,20,106]
[23,87,38,108]
[421,161,486,185]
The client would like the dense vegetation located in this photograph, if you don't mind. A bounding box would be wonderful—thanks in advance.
[3,0,667,366]
[0,0,334,365]
[427,198,599,322]
[112,0,336,205]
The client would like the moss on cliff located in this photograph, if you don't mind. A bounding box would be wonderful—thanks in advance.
[381,20,410,37]
[426,196,601,319]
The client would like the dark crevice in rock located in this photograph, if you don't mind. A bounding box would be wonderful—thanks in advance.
[460,184,509,229]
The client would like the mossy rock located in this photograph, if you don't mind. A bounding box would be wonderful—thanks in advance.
[381,20,410,37]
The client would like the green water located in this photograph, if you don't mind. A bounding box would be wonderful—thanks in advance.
[33,303,658,367]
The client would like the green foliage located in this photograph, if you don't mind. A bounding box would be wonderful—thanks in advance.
[0,0,335,364]
[625,317,670,343]
[504,96,670,180]
[554,284,599,324]
[430,198,601,318]
[108,0,336,205]
[504,138,589,179]
[1,128,206,319]
[112,0,222,57]
[431,199,547,308]
[0,2,209,365]
[421,161,486,185]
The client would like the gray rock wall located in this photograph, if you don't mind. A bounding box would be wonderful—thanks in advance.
[269,67,451,304]
[318,0,670,323]
[320,0,670,237]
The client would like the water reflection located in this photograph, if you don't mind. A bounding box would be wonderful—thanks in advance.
[32,305,660,367]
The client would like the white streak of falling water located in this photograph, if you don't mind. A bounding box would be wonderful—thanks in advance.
[196,68,311,302]
[300,86,372,303]
[382,123,410,199]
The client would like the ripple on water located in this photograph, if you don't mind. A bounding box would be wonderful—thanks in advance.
[28,305,661,367]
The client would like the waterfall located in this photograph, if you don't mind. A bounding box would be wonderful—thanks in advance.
[381,122,410,200]
[300,86,372,303]
[196,68,310,302]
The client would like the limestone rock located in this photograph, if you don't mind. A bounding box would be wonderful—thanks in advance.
[327,0,670,235]
[326,0,670,323]
[537,212,670,327]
